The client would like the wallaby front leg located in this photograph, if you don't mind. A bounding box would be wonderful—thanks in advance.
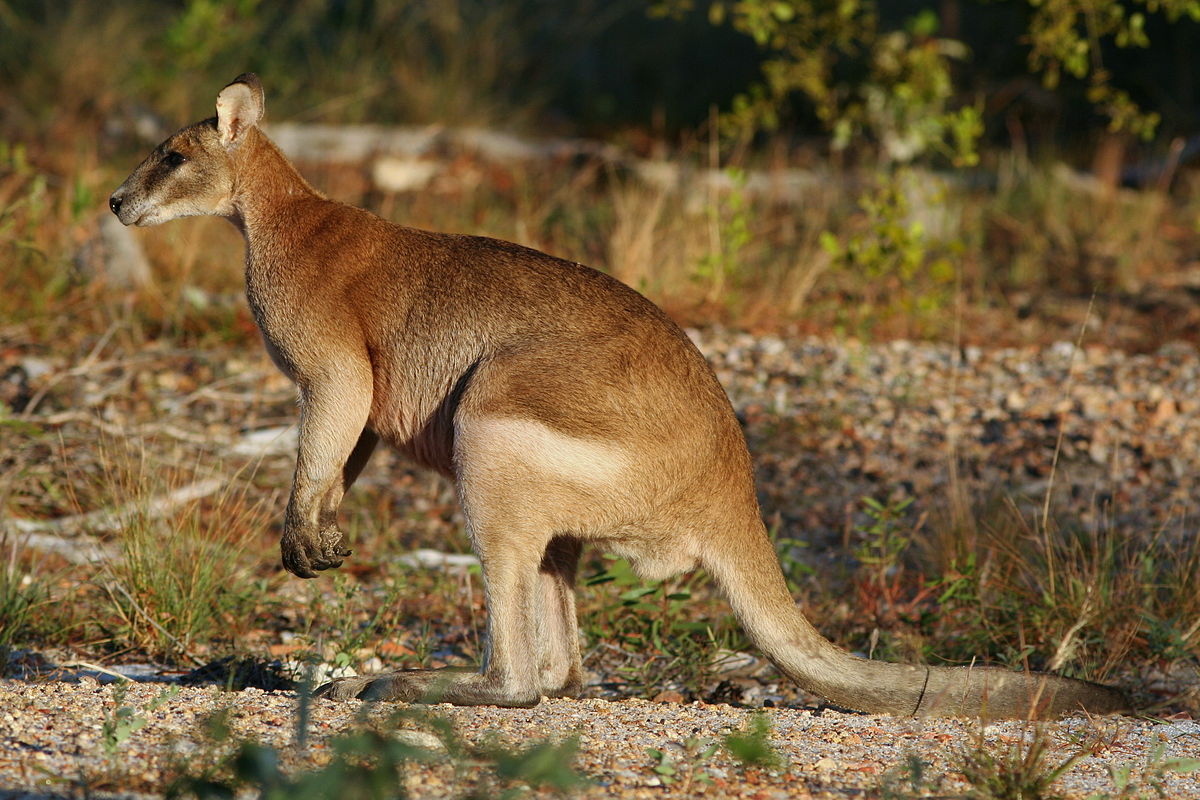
[281,379,372,579]
[322,427,379,519]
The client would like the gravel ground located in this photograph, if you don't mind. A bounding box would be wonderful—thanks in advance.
[691,330,1200,549]
[4,329,1200,797]
[2,679,1199,799]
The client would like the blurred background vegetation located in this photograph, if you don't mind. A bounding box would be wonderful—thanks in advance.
[3,0,1198,144]
[2,0,1199,346]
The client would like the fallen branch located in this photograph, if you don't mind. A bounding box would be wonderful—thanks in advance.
[6,531,116,564]
[40,410,230,447]
[6,478,225,537]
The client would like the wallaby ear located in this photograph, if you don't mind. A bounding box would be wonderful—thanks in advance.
[216,73,265,148]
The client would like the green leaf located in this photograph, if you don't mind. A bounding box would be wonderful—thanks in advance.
[488,736,588,791]
[619,585,658,602]
[818,230,842,256]
[724,713,781,770]
[908,9,939,37]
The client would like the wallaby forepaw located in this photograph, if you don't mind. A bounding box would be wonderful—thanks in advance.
[317,524,352,561]
[281,526,352,579]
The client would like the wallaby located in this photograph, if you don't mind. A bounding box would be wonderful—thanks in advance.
[110,74,1128,717]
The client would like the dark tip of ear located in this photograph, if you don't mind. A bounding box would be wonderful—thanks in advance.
[226,72,261,92]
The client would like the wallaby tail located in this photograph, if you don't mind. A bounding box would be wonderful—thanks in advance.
[702,526,1129,718]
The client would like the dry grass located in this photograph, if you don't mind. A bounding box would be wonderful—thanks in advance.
[8,136,1197,358]
[89,446,271,662]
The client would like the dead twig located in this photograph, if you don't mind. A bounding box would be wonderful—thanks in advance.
[6,478,225,537]
[4,531,116,564]
[107,581,205,667]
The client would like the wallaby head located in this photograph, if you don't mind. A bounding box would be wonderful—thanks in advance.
[109,74,264,226]
[109,74,1131,720]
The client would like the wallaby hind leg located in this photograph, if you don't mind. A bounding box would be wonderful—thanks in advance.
[535,536,584,698]
[317,490,547,707]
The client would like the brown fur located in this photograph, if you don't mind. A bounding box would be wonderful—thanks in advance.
[109,74,1129,717]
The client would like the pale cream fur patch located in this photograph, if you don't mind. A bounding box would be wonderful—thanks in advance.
[461,417,629,484]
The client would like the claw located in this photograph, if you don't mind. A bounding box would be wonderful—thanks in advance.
[281,527,353,578]
[282,549,317,579]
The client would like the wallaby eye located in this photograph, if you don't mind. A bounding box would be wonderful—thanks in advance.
[163,150,187,168]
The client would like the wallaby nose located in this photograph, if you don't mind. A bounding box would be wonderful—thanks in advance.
[109,194,123,216]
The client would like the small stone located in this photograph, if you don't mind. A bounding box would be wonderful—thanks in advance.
[78,213,154,289]
[393,729,446,751]
[378,640,413,658]
[1151,397,1177,425]
[1161,720,1200,739]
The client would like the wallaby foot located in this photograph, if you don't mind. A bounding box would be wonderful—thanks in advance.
[540,678,583,699]
[314,668,541,707]
[281,524,352,579]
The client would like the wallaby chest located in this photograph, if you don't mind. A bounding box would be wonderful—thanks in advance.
[242,258,303,382]
[241,214,367,382]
